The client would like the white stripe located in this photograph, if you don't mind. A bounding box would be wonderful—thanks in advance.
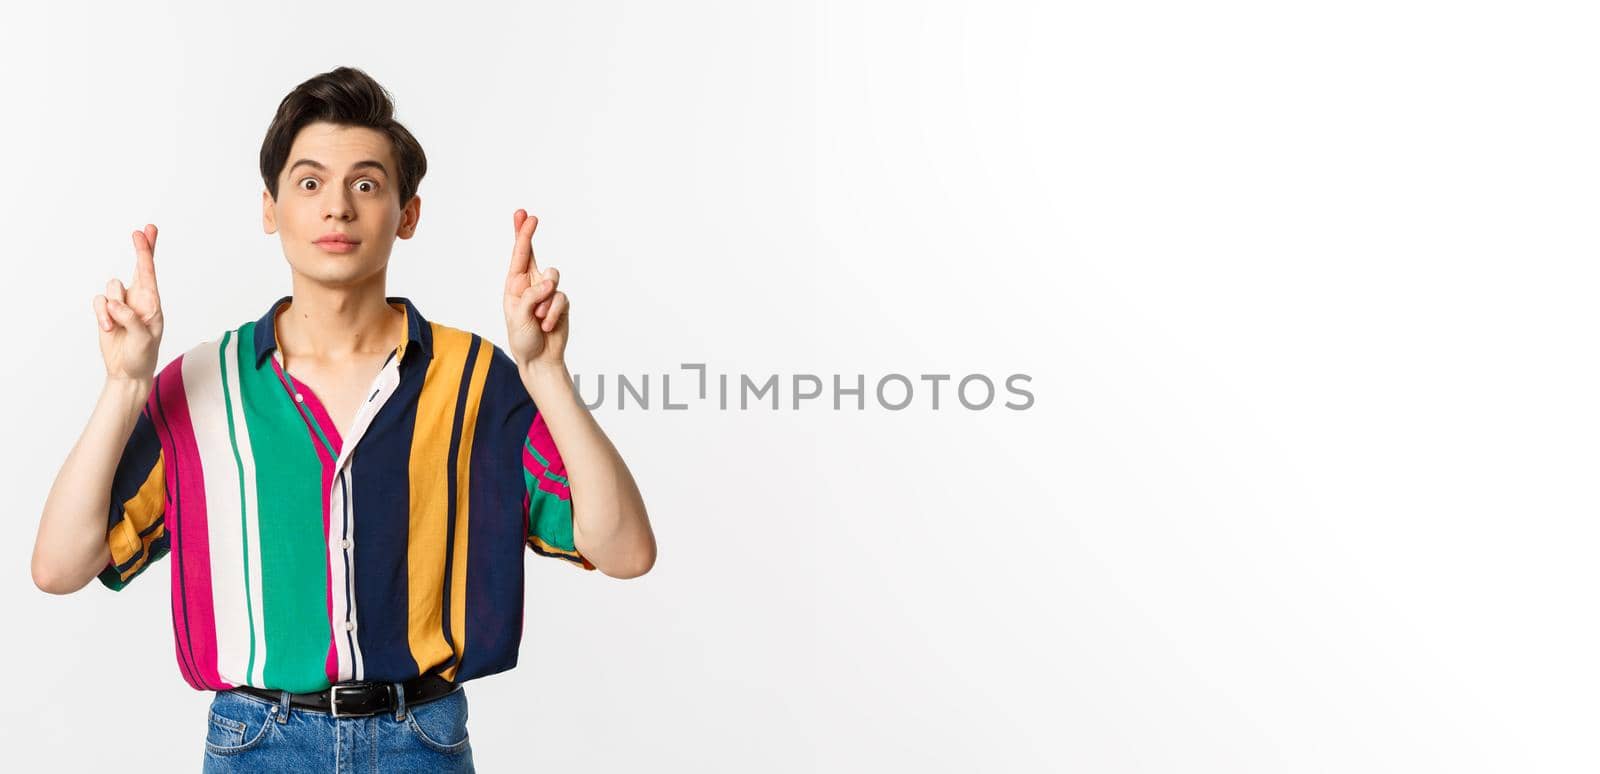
[328,468,353,680]
[183,337,249,688]
[224,331,267,687]
[346,465,364,680]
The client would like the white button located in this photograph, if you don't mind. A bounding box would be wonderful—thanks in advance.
[340,539,352,549]
[294,393,304,403]
[344,621,356,632]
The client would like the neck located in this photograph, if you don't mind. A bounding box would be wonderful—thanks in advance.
[274,275,405,365]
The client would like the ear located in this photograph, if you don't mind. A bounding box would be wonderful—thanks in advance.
[262,189,277,234]
[397,194,422,239]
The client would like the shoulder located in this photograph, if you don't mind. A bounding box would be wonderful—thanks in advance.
[423,322,527,411]
[149,323,261,387]
[419,320,517,374]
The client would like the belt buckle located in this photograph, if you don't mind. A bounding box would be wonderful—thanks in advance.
[329,682,372,718]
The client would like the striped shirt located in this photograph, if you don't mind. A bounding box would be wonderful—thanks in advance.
[99,294,594,694]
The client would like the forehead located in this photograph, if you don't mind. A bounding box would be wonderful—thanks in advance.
[284,121,395,173]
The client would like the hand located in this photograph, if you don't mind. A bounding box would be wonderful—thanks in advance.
[503,209,570,372]
[94,224,164,384]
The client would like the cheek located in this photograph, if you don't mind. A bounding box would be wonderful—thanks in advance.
[367,209,404,236]
[278,205,315,232]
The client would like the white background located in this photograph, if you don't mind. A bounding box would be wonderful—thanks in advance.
[2,1,1596,771]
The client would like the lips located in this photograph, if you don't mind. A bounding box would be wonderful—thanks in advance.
[313,235,361,254]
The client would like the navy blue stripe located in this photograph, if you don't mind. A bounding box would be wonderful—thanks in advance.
[350,345,428,681]
[457,344,534,681]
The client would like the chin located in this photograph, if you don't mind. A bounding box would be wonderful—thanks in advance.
[285,259,373,284]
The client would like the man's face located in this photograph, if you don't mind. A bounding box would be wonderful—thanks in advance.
[262,121,421,288]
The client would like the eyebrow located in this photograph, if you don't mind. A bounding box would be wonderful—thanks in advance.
[287,158,390,178]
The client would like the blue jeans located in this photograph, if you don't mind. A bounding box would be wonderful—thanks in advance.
[201,682,475,772]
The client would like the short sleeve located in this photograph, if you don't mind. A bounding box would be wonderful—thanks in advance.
[98,406,170,591]
[523,408,596,571]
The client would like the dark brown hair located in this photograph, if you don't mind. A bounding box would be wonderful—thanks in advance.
[259,66,427,206]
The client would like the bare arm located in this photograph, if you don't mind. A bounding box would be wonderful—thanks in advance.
[502,209,656,578]
[32,224,165,594]
[523,362,655,579]
[32,377,152,594]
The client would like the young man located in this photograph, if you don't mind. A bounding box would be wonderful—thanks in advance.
[30,66,654,772]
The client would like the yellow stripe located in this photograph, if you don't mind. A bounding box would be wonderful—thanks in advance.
[528,534,595,570]
[442,337,491,681]
[388,301,411,363]
[406,324,474,674]
[109,451,166,580]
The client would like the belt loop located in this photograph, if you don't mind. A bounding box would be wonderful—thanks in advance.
[393,680,407,721]
[276,689,291,723]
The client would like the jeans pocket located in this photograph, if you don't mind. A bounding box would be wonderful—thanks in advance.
[404,687,471,754]
[205,692,277,756]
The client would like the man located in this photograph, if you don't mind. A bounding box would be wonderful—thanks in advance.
[30,66,655,772]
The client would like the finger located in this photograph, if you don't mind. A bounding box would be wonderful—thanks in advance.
[93,294,111,331]
[523,213,540,280]
[513,283,542,328]
[105,296,148,335]
[531,266,559,296]
[507,209,536,279]
[542,292,568,332]
[530,271,560,315]
[133,226,159,291]
[505,267,532,301]
[107,278,127,304]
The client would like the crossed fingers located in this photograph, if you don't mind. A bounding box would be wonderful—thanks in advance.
[95,224,159,331]
[506,209,563,330]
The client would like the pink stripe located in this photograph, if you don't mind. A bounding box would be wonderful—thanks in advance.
[157,354,230,690]
[273,362,344,681]
[524,412,572,501]
[147,362,197,689]
[527,412,567,477]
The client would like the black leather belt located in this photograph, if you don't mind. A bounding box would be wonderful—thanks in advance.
[229,672,458,717]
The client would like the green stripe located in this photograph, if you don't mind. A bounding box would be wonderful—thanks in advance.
[524,464,577,552]
[524,437,551,467]
[300,403,337,461]
[237,320,332,693]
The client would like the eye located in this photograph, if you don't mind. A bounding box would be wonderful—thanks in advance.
[355,179,379,193]
[298,177,319,191]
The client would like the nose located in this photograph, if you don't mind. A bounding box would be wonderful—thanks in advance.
[323,189,355,221]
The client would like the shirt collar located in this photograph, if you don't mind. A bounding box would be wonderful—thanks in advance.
[252,294,433,369]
